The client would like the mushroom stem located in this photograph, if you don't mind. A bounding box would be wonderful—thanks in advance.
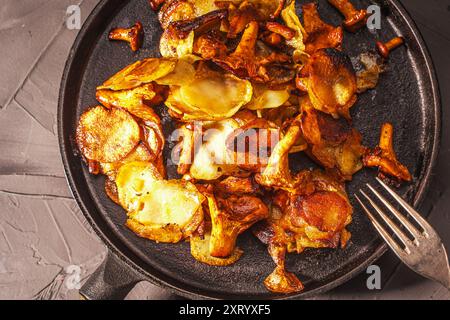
[328,0,367,32]
[266,22,296,40]
[376,36,404,58]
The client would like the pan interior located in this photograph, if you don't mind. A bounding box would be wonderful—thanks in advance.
[62,0,438,299]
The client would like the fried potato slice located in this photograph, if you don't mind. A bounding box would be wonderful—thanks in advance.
[189,118,241,180]
[96,84,166,159]
[160,30,195,58]
[298,48,357,119]
[97,84,157,110]
[190,231,243,266]
[100,143,154,179]
[116,161,205,243]
[76,106,140,163]
[159,0,196,29]
[159,4,226,58]
[155,59,196,86]
[126,180,205,243]
[245,83,290,110]
[158,0,223,58]
[115,161,163,210]
[98,58,176,91]
[189,0,221,17]
[165,68,252,121]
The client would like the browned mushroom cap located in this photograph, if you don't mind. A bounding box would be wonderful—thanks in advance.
[302,2,343,54]
[207,192,269,258]
[214,176,261,195]
[363,123,412,181]
[376,36,404,59]
[193,30,228,60]
[300,98,364,180]
[109,22,144,52]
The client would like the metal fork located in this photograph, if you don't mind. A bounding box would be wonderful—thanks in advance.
[355,177,450,289]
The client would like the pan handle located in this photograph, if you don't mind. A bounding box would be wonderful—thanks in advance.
[80,251,145,300]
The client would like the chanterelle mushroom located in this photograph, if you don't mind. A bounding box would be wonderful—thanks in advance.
[206,190,269,258]
[109,22,144,52]
[363,123,412,181]
[302,2,343,54]
[254,169,353,293]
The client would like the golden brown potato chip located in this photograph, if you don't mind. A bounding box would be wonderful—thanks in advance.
[124,177,205,243]
[245,83,290,110]
[97,58,176,91]
[115,161,163,210]
[188,119,241,180]
[105,177,120,205]
[165,72,252,121]
[76,106,140,163]
[299,49,357,119]
[155,59,196,86]
[100,143,154,179]
[96,84,157,111]
[126,219,186,243]
[190,232,243,266]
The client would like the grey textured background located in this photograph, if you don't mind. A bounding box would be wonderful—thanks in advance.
[0,0,449,300]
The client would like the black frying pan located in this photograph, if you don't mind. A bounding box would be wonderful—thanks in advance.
[58,0,441,300]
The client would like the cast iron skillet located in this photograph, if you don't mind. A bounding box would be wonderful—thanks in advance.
[58,0,441,299]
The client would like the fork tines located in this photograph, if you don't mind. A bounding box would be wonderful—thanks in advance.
[355,177,450,289]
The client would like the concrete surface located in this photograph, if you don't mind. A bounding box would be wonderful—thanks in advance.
[0,0,449,300]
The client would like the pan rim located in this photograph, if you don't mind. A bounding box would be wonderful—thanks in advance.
[57,0,441,300]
